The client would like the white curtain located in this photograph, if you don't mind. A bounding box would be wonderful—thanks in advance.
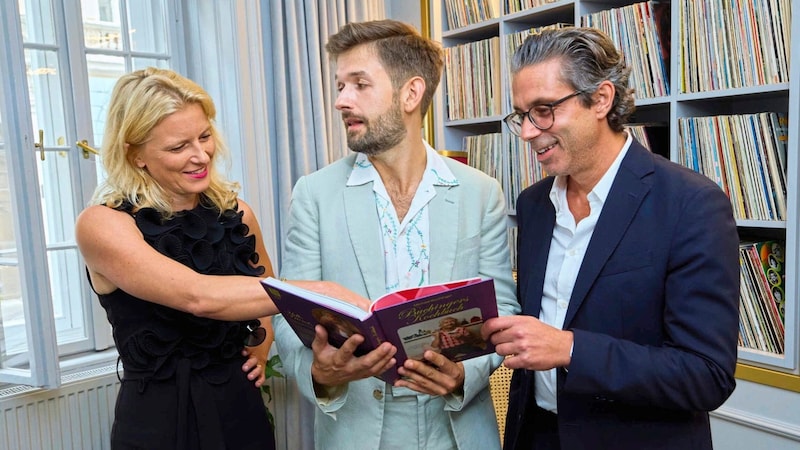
[262,0,386,265]
[260,4,386,447]
[185,1,385,448]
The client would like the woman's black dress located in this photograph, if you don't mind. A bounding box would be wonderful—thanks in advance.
[93,202,276,450]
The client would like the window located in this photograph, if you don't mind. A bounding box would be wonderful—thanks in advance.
[97,0,113,22]
[0,0,181,388]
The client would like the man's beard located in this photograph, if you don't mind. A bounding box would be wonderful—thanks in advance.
[346,99,406,156]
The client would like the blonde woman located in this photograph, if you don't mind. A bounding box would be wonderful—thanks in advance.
[76,68,277,449]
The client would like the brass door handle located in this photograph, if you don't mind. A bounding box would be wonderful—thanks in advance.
[76,140,99,159]
[33,129,45,160]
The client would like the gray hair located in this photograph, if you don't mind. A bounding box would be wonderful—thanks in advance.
[511,27,635,132]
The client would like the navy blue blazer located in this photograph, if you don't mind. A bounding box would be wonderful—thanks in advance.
[505,141,740,450]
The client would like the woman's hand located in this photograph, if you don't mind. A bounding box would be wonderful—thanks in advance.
[242,349,266,387]
[287,280,372,311]
[241,317,274,387]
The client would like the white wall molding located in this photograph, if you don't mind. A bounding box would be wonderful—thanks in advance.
[712,406,800,442]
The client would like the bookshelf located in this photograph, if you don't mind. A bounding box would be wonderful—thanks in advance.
[428,0,800,390]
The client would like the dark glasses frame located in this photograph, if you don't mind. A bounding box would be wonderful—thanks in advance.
[503,90,584,135]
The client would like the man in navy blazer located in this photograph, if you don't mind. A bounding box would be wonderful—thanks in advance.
[482,27,740,450]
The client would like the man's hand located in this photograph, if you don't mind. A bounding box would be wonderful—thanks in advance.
[395,350,465,396]
[481,315,573,371]
[310,325,397,387]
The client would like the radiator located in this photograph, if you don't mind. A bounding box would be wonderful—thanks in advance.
[0,366,302,450]
[0,367,119,450]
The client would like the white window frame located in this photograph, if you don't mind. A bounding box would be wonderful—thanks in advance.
[0,0,60,389]
[0,0,185,389]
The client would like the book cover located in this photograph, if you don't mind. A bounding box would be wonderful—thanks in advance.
[262,276,499,383]
[740,243,783,353]
[738,240,786,354]
[756,240,786,323]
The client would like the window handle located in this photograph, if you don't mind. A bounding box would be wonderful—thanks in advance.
[33,129,45,160]
[76,140,99,159]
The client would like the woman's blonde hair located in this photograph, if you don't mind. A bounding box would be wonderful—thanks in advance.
[91,67,238,217]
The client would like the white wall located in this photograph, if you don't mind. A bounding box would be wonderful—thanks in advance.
[711,380,800,449]
[385,0,422,30]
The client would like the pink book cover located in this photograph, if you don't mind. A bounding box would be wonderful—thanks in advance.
[262,277,498,383]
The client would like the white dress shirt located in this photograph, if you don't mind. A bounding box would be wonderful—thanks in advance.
[535,133,632,413]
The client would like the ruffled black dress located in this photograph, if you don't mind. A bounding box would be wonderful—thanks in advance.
[93,201,275,450]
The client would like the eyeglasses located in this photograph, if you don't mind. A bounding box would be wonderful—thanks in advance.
[243,319,267,347]
[503,90,583,135]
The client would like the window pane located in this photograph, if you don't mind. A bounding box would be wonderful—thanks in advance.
[128,0,167,53]
[27,42,90,353]
[48,249,87,344]
[81,0,123,51]
[0,96,28,367]
[25,49,67,146]
[37,152,87,348]
[86,53,126,184]
[132,57,169,71]
[86,54,125,146]
[37,151,76,243]
[18,0,56,45]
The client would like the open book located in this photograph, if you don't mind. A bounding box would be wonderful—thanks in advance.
[263,276,498,383]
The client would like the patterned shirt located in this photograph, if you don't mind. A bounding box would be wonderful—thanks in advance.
[345,142,462,449]
[346,142,458,292]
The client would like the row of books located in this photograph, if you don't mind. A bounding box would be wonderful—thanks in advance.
[738,240,786,355]
[444,0,791,122]
[449,2,672,119]
[506,0,560,15]
[679,0,790,93]
[626,123,661,152]
[506,135,547,208]
[463,132,504,188]
[462,125,661,210]
[502,24,569,108]
[582,1,671,99]
[446,1,670,114]
[462,133,546,210]
[446,23,568,122]
[508,226,518,272]
[443,0,566,28]
[443,36,501,120]
[677,112,788,221]
[443,0,497,30]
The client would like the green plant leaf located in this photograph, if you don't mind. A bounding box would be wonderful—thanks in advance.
[260,354,284,428]
[263,354,285,380]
